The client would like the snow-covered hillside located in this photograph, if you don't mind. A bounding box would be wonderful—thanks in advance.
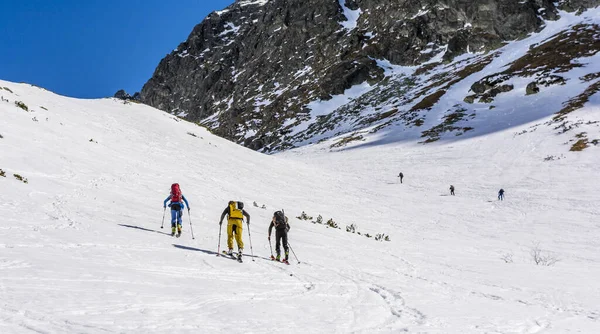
[1,80,600,333]
[158,6,600,153]
[283,8,600,154]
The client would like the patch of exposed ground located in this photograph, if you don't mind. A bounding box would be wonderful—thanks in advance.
[330,133,365,149]
[466,24,600,104]
[419,106,475,143]
[554,79,600,123]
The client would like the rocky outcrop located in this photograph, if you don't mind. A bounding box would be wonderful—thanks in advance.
[141,0,600,152]
[114,89,141,101]
[526,82,540,95]
[114,89,131,100]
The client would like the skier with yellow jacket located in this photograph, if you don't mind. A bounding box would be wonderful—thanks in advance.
[219,201,251,260]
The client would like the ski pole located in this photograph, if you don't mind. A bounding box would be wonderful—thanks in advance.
[217,223,222,256]
[161,207,166,229]
[188,209,195,240]
[269,236,274,260]
[246,220,255,262]
[288,242,300,264]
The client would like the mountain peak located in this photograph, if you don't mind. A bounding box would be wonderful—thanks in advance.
[140,0,600,152]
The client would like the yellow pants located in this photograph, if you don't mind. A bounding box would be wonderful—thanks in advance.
[227,218,244,250]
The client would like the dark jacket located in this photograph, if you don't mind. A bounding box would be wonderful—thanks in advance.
[268,216,290,236]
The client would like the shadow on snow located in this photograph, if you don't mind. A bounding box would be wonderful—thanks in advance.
[172,244,220,256]
[118,224,171,236]
[173,244,273,261]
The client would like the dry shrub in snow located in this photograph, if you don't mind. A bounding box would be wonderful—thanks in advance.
[297,211,312,220]
[13,173,28,184]
[500,253,513,263]
[252,201,266,209]
[15,101,28,111]
[326,218,339,229]
[530,243,559,266]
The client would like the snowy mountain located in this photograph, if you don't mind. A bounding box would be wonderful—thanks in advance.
[140,1,600,153]
[2,78,600,332]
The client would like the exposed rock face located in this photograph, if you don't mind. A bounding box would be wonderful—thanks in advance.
[141,0,600,152]
[114,89,131,100]
[114,89,141,101]
[526,82,540,95]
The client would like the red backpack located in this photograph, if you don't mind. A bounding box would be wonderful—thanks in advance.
[170,183,182,202]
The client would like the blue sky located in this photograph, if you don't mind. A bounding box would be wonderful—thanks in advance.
[0,0,233,98]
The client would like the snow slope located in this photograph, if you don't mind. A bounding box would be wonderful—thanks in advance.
[1,80,600,333]
[246,8,600,153]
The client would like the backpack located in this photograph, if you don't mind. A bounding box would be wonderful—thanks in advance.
[171,183,182,202]
[274,211,287,229]
[229,201,244,219]
[273,211,284,224]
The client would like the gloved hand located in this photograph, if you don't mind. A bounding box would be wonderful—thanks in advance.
[188,208,191,211]
[219,221,222,226]
[268,236,271,240]
[163,206,166,209]
[167,204,171,208]
[247,221,250,226]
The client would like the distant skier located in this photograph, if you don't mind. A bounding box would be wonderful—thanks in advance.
[268,210,290,262]
[450,185,455,196]
[498,188,505,201]
[398,172,404,183]
[219,201,250,260]
[163,183,190,237]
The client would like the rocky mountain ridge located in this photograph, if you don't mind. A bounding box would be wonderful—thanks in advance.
[140,0,600,152]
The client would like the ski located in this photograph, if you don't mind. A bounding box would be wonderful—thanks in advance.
[270,256,290,265]
[222,250,243,263]
[222,250,234,257]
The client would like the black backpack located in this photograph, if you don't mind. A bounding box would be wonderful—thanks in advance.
[274,211,286,229]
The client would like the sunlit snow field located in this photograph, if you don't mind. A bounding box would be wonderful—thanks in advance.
[1,74,599,333]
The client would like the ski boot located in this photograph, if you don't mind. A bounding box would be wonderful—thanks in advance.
[171,226,176,237]
[176,224,182,238]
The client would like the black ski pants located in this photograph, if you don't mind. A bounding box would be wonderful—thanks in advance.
[275,228,289,256]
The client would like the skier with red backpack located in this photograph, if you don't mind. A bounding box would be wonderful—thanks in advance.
[163,183,191,237]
